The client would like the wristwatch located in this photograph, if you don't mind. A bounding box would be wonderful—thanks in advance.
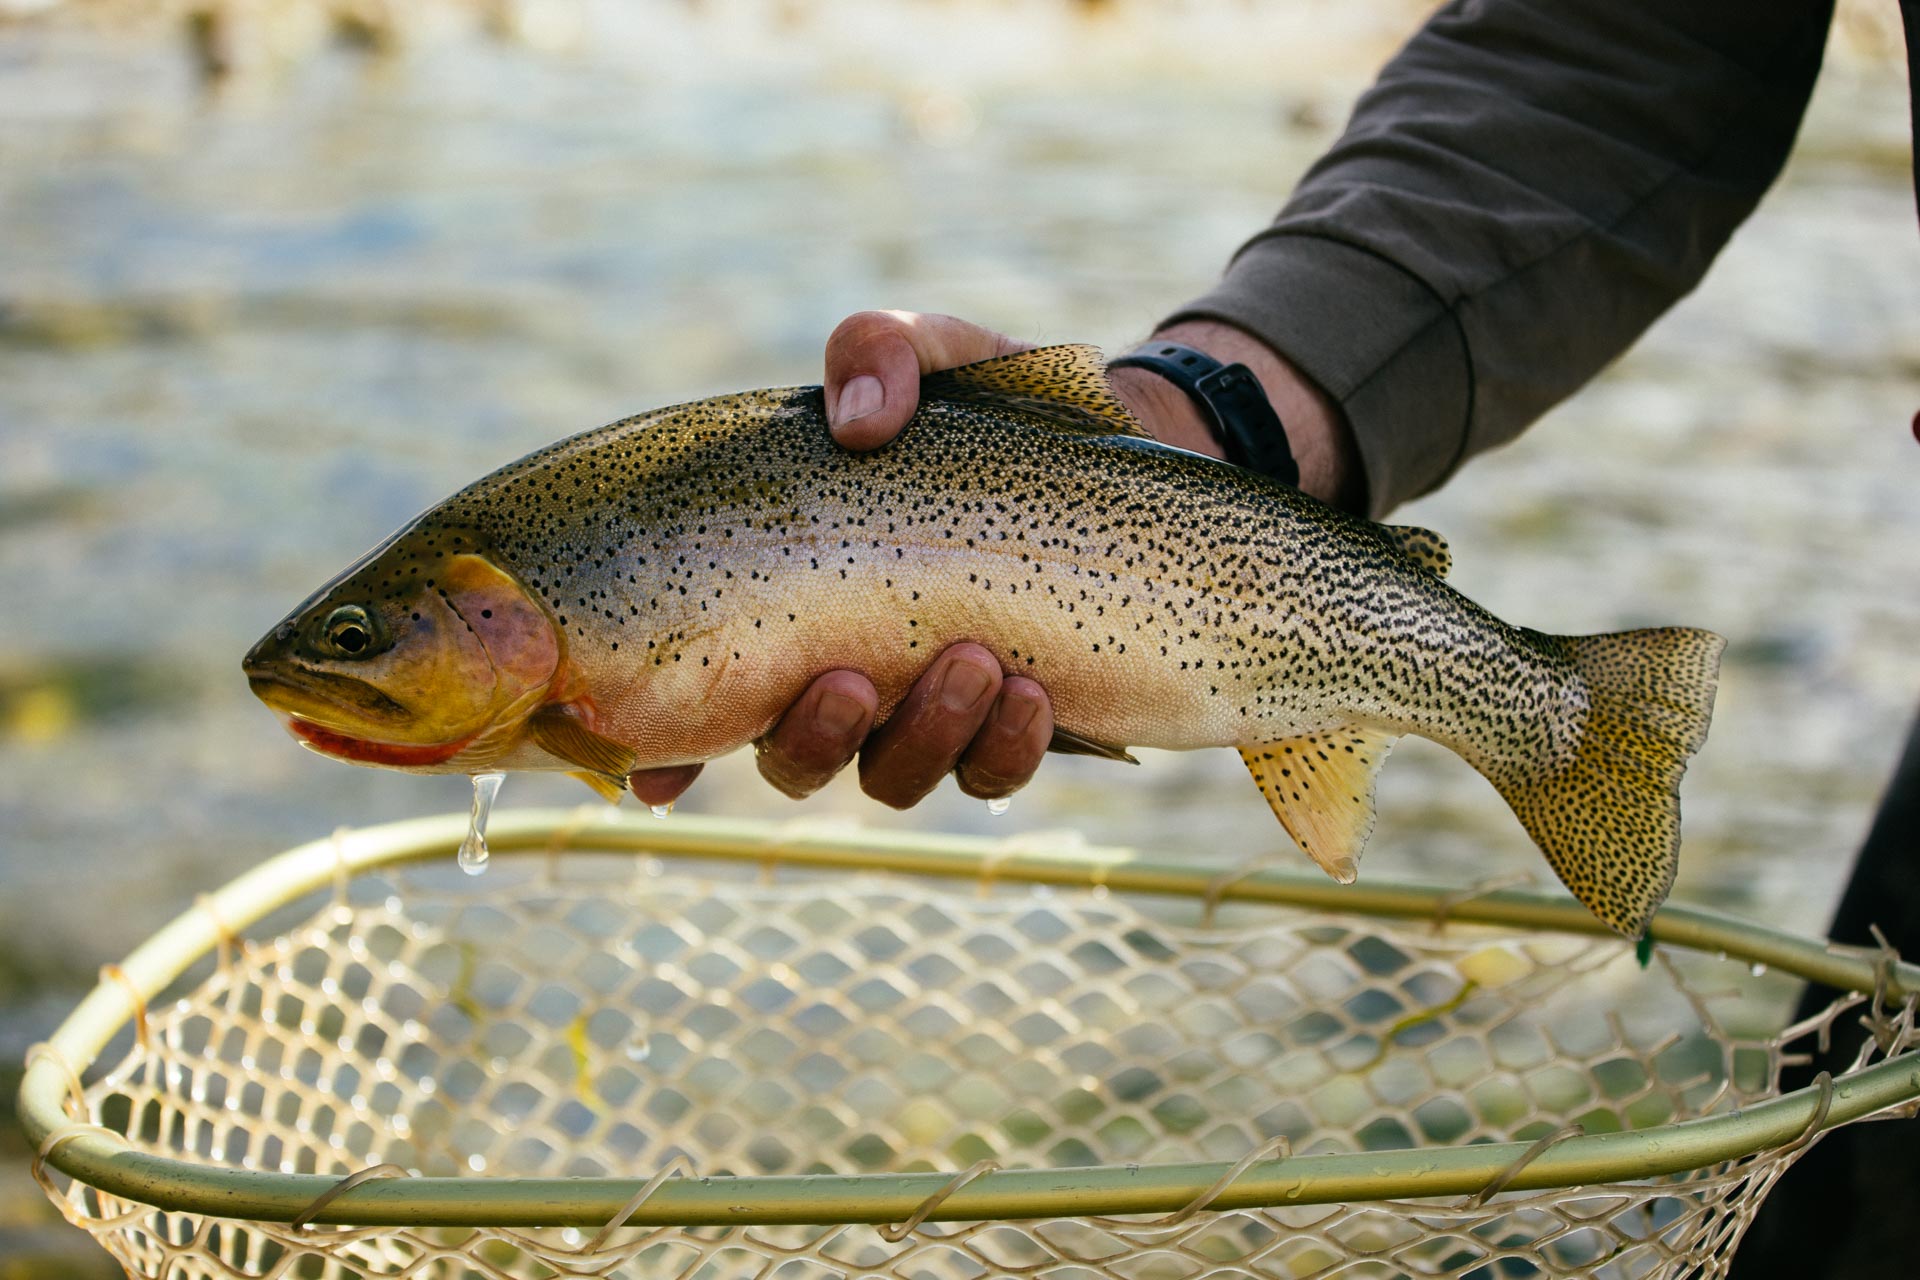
[1107,341,1299,487]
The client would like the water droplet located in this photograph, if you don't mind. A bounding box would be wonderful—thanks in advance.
[625,1038,651,1063]
[1750,962,1768,977]
[458,773,505,875]
[649,802,673,819]
[986,796,1011,816]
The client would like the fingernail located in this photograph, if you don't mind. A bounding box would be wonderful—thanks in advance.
[814,689,867,737]
[833,374,883,426]
[995,692,1039,735]
[939,660,993,712]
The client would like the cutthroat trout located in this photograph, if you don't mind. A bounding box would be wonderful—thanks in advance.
[244,346,1722,935]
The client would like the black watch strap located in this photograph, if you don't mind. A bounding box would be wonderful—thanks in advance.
[1107,341,1298,487]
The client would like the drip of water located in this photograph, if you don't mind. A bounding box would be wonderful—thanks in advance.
[649,802,673,819]
[986,796,1011,816]
[458,772,505,875]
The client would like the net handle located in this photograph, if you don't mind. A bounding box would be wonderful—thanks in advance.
[1458,1124,1584,1209]
[290,1165,412,1231]
[580,1154,692,1252]
[1087,1136,1293,1232]
[879,1160,1000,1242]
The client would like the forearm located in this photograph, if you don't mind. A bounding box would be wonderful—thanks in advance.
[1167,0,1835,514]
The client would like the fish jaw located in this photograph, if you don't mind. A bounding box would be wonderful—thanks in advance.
[243,666,412,733]
[265,675,561,775]
[282,715,478,769]
[247,669,486,770]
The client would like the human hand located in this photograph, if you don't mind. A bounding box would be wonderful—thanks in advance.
[625,309,1356,811]
[626,312,1054,812]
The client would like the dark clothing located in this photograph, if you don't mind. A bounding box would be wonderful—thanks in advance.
[1729,713,1920,1279]
[1165,1,1919,1272]
[1167,0,1835,517]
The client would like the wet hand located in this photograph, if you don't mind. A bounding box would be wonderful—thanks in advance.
[624,641,1054,809]
[629,311,1059,811]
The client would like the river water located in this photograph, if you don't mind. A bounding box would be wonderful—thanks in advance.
[2,3,1917,1271]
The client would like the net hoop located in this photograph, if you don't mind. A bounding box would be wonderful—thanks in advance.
[19,808,1920,1232]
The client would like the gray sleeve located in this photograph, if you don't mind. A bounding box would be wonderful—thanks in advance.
[1164,0,1835,514]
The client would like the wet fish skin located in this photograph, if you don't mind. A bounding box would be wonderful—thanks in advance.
[245,346,1722,935]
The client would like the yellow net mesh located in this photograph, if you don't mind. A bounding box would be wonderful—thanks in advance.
[30,834,1920,1279]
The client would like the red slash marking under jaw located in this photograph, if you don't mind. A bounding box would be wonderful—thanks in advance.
[287,717,473,767]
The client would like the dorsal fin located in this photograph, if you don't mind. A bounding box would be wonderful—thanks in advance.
[1377,524,1452,578]
[920,344,1149,438]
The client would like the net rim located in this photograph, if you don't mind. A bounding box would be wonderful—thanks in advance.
[19,808,1920,1229]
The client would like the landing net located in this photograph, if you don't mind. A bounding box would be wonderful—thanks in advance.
[21,811,1920,1279]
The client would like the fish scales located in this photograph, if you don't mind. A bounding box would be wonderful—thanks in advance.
[246,345,1723,936]
[457,390,1558,765]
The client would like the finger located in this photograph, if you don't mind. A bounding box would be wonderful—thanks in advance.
[955,677,1053,800]
[823,310,1033,451]
[753,669,879,799]
[858,643,1003,808]
[627,763,703,808]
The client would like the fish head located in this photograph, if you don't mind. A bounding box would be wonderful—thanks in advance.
[244,532,560,770]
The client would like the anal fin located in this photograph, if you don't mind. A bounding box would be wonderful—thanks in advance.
[1239,726,1398,883]
[568,770,629,804]
[529,705,637,778]
[1049,725,1140,764]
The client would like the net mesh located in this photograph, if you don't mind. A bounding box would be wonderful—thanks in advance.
[33,842,1919,1280]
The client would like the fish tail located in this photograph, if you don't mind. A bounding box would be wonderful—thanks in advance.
[1489,627,1725,938]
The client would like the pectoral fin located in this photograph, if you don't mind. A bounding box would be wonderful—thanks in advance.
[1048,725,1140,764]
[568,770,629,804]
[529,705,636,778]
[1239,727,1398,883]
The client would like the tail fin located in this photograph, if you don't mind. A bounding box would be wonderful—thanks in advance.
[1489,628,1725,937]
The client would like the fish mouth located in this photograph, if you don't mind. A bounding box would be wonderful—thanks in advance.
[246,667,411,726]
[246,671,476,767]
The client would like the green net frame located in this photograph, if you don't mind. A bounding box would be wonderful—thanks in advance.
[19,810,1920,1278]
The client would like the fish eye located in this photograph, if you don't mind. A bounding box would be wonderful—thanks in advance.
[323,605,375,658]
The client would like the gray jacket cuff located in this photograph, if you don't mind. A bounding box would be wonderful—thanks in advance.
[1163,231,1471,517]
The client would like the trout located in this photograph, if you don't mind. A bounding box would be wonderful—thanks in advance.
[244,346,1723,935]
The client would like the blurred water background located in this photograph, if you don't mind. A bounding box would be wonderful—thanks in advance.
[2,0,1917,1271]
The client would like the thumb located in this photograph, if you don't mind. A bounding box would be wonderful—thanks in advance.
[823,310,1032,451]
